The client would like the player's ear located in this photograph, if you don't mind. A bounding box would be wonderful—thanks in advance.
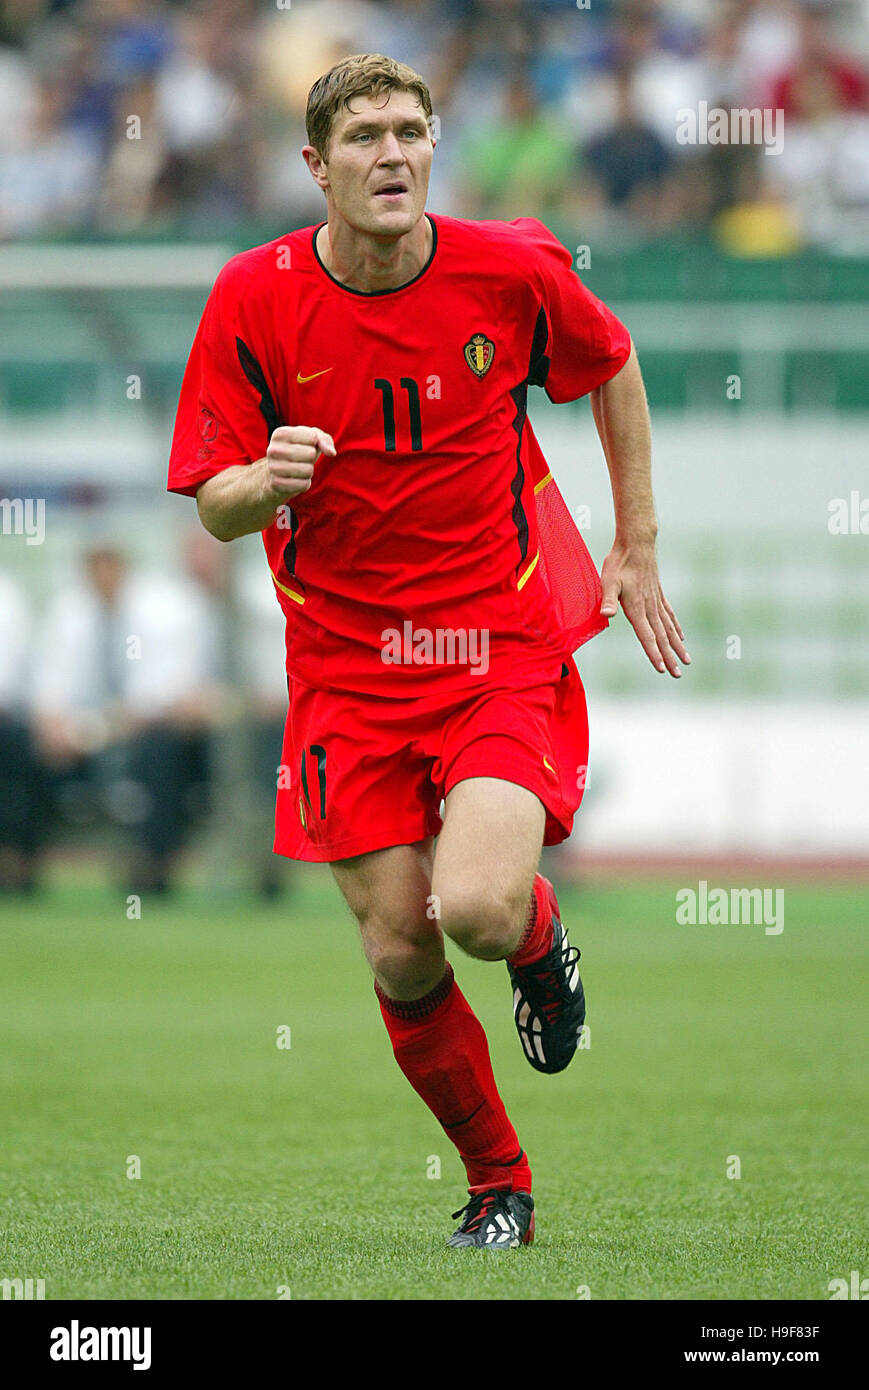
[302,145,329,190]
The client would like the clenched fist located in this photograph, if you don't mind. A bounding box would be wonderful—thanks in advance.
[263,425,336,501]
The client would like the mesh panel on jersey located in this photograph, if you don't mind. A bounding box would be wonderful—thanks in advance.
[534,476,607,653]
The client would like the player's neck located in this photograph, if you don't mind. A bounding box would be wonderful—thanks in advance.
[316,215,432,293]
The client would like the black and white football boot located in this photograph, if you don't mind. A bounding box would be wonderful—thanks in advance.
[448,1189,535,1249]
[507,876,586,1074]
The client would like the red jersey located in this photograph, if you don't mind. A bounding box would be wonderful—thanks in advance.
[167,214,631,696]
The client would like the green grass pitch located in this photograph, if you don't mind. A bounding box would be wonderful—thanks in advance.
[0,871,866,1300]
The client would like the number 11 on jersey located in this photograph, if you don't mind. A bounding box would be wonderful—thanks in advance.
[374,377,423,453]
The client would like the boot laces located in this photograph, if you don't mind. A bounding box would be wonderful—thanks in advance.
[451,1189,509,1232]
[524,936,580,1025]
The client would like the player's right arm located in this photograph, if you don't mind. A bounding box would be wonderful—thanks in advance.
[195,426,336,542]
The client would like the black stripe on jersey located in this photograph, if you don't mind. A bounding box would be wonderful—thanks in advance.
[310,744,327,819]
[283,506,300,578]
[235,336,284,437]
[300,748,311,809]
[509,382,530,562]
[509,307,551,565]
[235,337,307,597]
[528,305,551,388]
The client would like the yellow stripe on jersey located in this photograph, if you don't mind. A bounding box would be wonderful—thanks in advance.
[269,568,306,606]
[534,471,553,495]
[517,551,539,590]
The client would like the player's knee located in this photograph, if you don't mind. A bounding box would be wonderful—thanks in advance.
[439,888,520,961]
[362,918,444,998]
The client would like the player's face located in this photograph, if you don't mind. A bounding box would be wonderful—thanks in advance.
[317,89,434,236]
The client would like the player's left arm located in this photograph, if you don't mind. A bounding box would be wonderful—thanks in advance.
[591,342,690,678]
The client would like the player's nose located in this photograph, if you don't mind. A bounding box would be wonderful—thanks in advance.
[377,130,405,163]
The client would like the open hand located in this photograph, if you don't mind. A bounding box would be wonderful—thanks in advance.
[600,539,690,678]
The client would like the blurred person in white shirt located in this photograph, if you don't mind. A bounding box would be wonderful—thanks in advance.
[32,541,224,893]
[0,76,101,237]
[0,571,46,891]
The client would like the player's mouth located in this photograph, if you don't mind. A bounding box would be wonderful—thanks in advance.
[373,181,409,201]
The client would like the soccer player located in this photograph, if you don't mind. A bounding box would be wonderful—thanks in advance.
[168,53,688,1250]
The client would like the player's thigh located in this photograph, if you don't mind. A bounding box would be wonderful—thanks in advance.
[431,777,545,951]
[330,838,442,975]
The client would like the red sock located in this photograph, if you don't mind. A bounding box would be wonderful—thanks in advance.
[375,963,532,1193]
[507,873,554,968]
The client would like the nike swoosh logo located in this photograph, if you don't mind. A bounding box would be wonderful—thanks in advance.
[296,368,333,384]
[543,757,556,774]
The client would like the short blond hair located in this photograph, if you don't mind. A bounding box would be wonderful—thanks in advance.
[306,53,433,157]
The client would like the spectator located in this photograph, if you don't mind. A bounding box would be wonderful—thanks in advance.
[456,70,575,219]
[769,2,869,119]
[99,75,166,229]
[747,3,869,251]
[0,75,101,236]
[0,571,45,892]
[149,5,249,227]
[764,62,869,251]
[32,541,224,893]
[582,64,680,232]
[0,43,36,156]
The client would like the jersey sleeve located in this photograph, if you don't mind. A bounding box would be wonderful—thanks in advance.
[167,257,279,497]
[516,217,632,403]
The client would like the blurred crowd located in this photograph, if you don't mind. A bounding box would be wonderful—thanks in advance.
[0,0,867,251]
[0,532,289,895]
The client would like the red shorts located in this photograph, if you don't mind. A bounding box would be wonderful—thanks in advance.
[274,659,590,863]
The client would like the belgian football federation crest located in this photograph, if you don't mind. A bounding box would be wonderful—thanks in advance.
[463,333,495,379]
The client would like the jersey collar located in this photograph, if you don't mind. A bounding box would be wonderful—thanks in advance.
[310,214,438,297]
